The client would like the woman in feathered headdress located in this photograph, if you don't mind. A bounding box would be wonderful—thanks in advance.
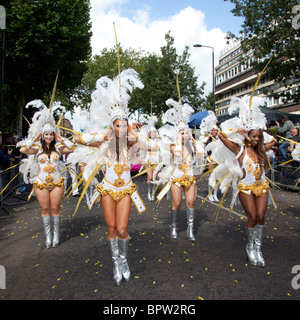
[17,75,76,248]
[73,68,159,286]
[211,95,277,267]
[139,112,160,201]
[156,97,205,242]
[199,110,220,202]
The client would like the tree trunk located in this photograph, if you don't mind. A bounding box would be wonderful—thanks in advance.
[16,95,25,137]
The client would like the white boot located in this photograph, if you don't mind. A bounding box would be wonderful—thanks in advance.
[208,185,215,202]
[213,187,219,202]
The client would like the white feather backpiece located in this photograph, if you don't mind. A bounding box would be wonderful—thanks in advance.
[200,111,218,136]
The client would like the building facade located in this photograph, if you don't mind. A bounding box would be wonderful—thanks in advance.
[215,42,300,116]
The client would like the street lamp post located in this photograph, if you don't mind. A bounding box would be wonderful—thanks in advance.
[193,44,215,113]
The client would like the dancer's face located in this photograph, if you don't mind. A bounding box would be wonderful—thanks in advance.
[43,131,55,144]
[211,128,218,137]
[113,119,128,138]
[248,130,261,147]
[180,130,190,143]
[149,131,157,139]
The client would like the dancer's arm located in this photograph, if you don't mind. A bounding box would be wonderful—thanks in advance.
[19,133,42,155]
[128,127,159,152]
[74,128,112,147]
[218,131,241,156]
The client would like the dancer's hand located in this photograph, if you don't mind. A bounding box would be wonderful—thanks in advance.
[127,126,138,142]
[34,132,42,142]
[104,127,113,141]
[54,132,63,142]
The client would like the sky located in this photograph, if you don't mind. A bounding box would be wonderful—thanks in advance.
[89,0,244,95]
[68,0,244,129]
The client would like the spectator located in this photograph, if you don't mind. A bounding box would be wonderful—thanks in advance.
[288,128,300,153]
[0,132,13,170]
[276,115,295,162]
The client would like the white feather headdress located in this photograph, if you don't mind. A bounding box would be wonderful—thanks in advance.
[162,98,194,132]
[200,110,218,136]
[139,113,158,135]
[228,95,267,131]
[89,68,144,129]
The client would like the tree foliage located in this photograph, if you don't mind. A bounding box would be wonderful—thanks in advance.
[79,31,206,123]
[225,0,300,102]
[1,0,92,134]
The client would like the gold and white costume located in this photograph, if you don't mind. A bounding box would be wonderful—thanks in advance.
[89,148,146,213]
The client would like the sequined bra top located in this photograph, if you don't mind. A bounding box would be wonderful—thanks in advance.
[240,148,265,185]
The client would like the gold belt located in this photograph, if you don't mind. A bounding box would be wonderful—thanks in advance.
[97,183,137,203]
[172,175,196,188]
[33,177,64,191]
[238,179,269,197]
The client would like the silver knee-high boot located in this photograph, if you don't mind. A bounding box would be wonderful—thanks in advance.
[208,184,215,202]
[52,216,60,247]
[118,237,130,282]
[42,217,52,248]
[147,184,152,201]
[171,209,178,239]
[213,186,219,202]
[186,208,195,241]
[107,238,122,286]
[245,227,257,266]
[151,184,156,201]
[254,225,265,267]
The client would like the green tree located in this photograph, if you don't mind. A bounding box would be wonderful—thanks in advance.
[140,31,206,118]
[77,45,145,111]
[2,0,92,134]
[78,31,206,124]
[225,0,300,103]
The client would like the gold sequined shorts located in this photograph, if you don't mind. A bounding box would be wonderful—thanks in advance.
[97,183,137,203]
[171,175,196,188]
[238,179,269,197]
[33,177,65,191]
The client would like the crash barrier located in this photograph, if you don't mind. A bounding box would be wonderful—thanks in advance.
[267,157,300,192]
[0,166,30,219]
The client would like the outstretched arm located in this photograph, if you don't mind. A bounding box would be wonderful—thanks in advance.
[74,128,112,147]
[218,131,241,156]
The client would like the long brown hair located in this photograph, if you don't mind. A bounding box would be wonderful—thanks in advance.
[248,129,268,168]
[41,136,56,157]
[108,121,133,162]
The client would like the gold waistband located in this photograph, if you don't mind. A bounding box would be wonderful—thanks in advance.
[171,175,196,188]
[97,183,137,203]
[33,177,64,191]
[238,179,269,197]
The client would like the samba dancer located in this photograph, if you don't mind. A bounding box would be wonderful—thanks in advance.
[156,98,205,241]
[208,95,277,267]
[18,95,76,248]
[72,69,159,285]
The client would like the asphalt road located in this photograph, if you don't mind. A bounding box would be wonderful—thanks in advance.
[0,174,299,302]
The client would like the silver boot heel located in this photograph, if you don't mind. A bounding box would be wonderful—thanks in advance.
[147,184,152,201]
[171,209,178,239]
[42,216,52,248]
[254,225,265,267]
[151,184,156,201]
[186,208,195,242]
[52,216,60,247]
[118,237,131,282]
[107,238,122,285]
[245,227,257,266]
